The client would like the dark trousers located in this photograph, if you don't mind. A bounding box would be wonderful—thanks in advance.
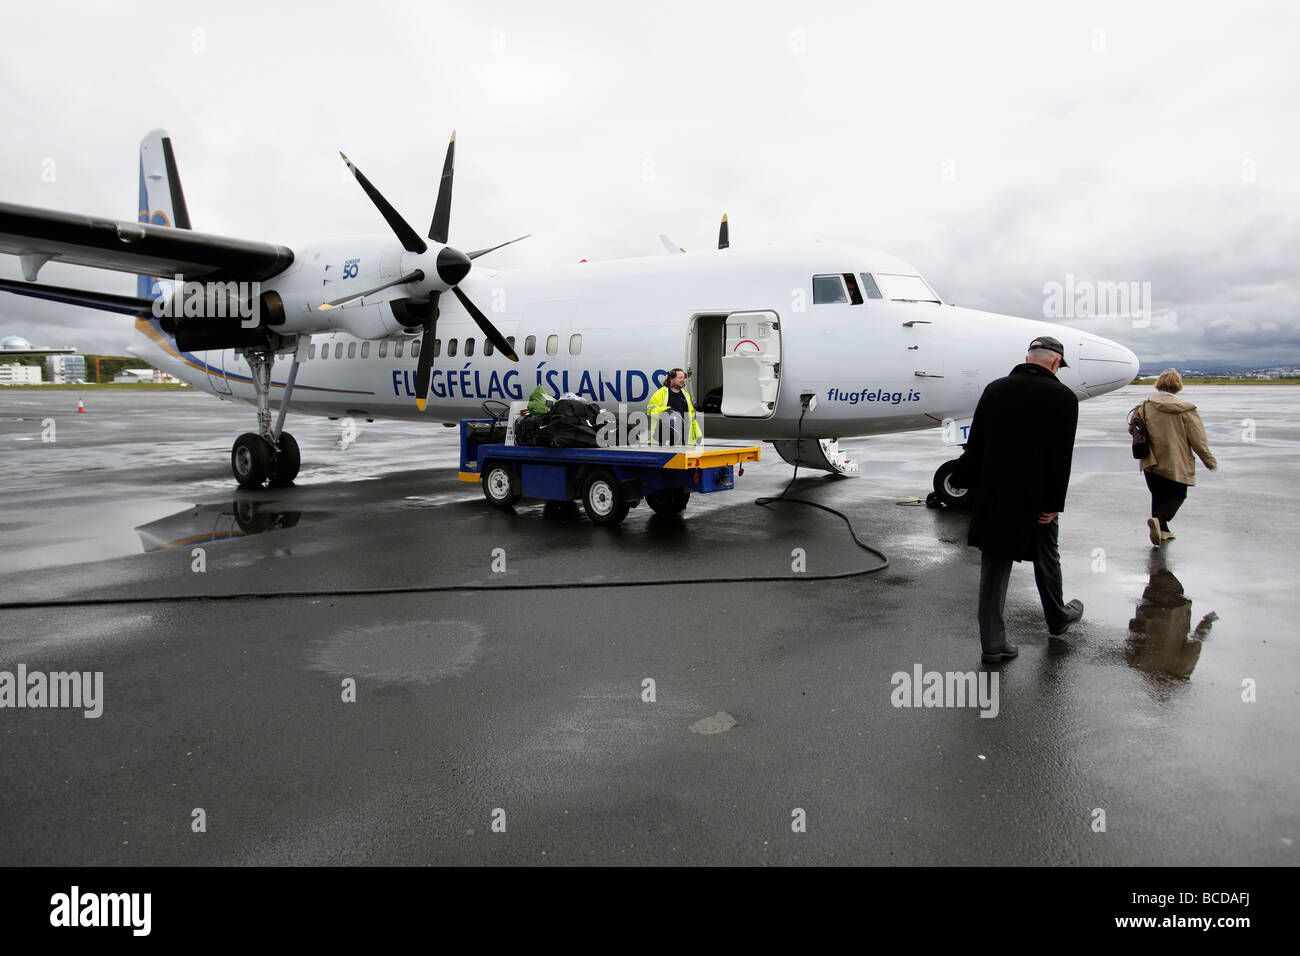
[977,518,1069,654]
[1144,470,1188,532]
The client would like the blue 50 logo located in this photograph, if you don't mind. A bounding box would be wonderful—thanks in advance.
[342,258,361,280]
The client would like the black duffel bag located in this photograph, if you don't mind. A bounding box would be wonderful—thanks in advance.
[535,398,602,448]
[513,414,541,447]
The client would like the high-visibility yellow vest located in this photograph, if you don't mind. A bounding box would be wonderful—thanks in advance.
[646,385,703,444]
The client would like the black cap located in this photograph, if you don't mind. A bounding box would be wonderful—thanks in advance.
[1028,335,1069,367]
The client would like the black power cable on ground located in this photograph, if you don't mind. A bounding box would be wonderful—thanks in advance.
[0,408,890,610]
[754,403,889,575]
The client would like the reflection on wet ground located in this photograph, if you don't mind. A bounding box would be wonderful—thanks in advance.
[136,501,304,551]
[1126,552,1219,682]
[1,385,1298,865]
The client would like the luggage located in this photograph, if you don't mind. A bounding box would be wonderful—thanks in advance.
[513,414,541,446]
[535,398,601,448]
[1128,402,1151,459]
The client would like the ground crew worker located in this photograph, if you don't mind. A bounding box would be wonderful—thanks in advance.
[646,368,702,445]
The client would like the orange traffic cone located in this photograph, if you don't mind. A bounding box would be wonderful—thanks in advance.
[77,397,85,413]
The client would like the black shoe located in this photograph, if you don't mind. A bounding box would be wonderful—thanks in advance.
[981,643,1019,664]
[1050,599,1084,636]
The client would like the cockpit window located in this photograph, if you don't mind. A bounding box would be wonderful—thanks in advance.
[876,273,940,303]
[859,273,884,299]
[843,273,864,305]
[812,275,848,304]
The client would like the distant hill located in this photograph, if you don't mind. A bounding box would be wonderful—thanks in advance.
[1138,361,1300,377]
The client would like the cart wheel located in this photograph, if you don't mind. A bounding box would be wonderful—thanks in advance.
[482,461,522,507]
[646,488,690,516]
[582,469,629,526]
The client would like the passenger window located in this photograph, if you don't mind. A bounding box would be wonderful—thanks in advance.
[448,339,458,357]
[335,343,343,359]
[379,341,388,358]
[569,333,582,355]
[859,273,883,299]
[348,342,357,359]
[360,342,369,358]
[466,338,475,356]
[546,334,558,355]
[433,339,441,357]
[394,341,403,359]
[843,273,864,305]
[308,343,316,360]
[525,335,536,356]
[484,338,494,356]
[813,275,847,304]
[412,340,421,358]
[506,336,515,352]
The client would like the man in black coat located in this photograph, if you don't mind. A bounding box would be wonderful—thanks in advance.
[957,336,1085,663]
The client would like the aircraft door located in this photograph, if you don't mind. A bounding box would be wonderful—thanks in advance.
[204,349,232,394]
[720,310,781,418]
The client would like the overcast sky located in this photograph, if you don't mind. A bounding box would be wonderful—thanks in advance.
[2,0,1297,366]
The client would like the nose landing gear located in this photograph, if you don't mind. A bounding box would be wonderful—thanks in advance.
[928,457,970,509]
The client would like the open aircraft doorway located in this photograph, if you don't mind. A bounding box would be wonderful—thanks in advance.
[688,310,781,419]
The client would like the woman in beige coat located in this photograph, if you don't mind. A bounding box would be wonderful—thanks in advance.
[1134,369,1217,545]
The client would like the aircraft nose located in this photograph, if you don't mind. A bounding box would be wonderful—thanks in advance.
[1077,333,1140,395]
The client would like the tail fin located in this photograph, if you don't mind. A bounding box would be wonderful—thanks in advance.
[136,129,192,298]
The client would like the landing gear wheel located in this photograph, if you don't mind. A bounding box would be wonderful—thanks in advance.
[481,461,522,508]
[932,458,971,509]
[232,433,274,489]
[582,469,629,526]
[646,488,690,516]
[268,431,301,487]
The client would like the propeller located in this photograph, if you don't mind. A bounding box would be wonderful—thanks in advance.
[339,132,522,410]
[718,213,729,250]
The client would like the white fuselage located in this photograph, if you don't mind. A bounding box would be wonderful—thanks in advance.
[131,241,1139,440]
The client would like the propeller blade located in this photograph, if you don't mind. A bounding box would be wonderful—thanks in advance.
[429,131,455,244]
[414,293,440,411]
[451,285,517,361]
[317,269,424,310]
[339,152,428,254]
[467,233,532,260]
[718,214,729,250]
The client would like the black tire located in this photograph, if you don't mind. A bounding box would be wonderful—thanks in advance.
[646,488,690,516]
[233,499,272,533]
[481,460,522,507]
[582,468,629,526]
[234,501,300,534]
[268,431,301,487]
[232,432,273,489]
[932,458,971,509]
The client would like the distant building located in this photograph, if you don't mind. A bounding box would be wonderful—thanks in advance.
[2,334,74,355]
[0,363,43,385]
[112,367,180,384]
[45,355,87,383]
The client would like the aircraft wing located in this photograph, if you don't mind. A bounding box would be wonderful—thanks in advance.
[0,201,294,282]
[0,278,156,316]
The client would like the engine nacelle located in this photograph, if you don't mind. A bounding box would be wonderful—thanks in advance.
[266,290,412,339]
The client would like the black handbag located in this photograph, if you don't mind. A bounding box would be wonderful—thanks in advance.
[1128,401,1151,459]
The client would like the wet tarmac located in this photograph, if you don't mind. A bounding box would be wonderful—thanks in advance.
[0,386,1296,865]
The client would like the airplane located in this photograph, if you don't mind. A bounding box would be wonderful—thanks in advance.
[0,130,1140,502]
